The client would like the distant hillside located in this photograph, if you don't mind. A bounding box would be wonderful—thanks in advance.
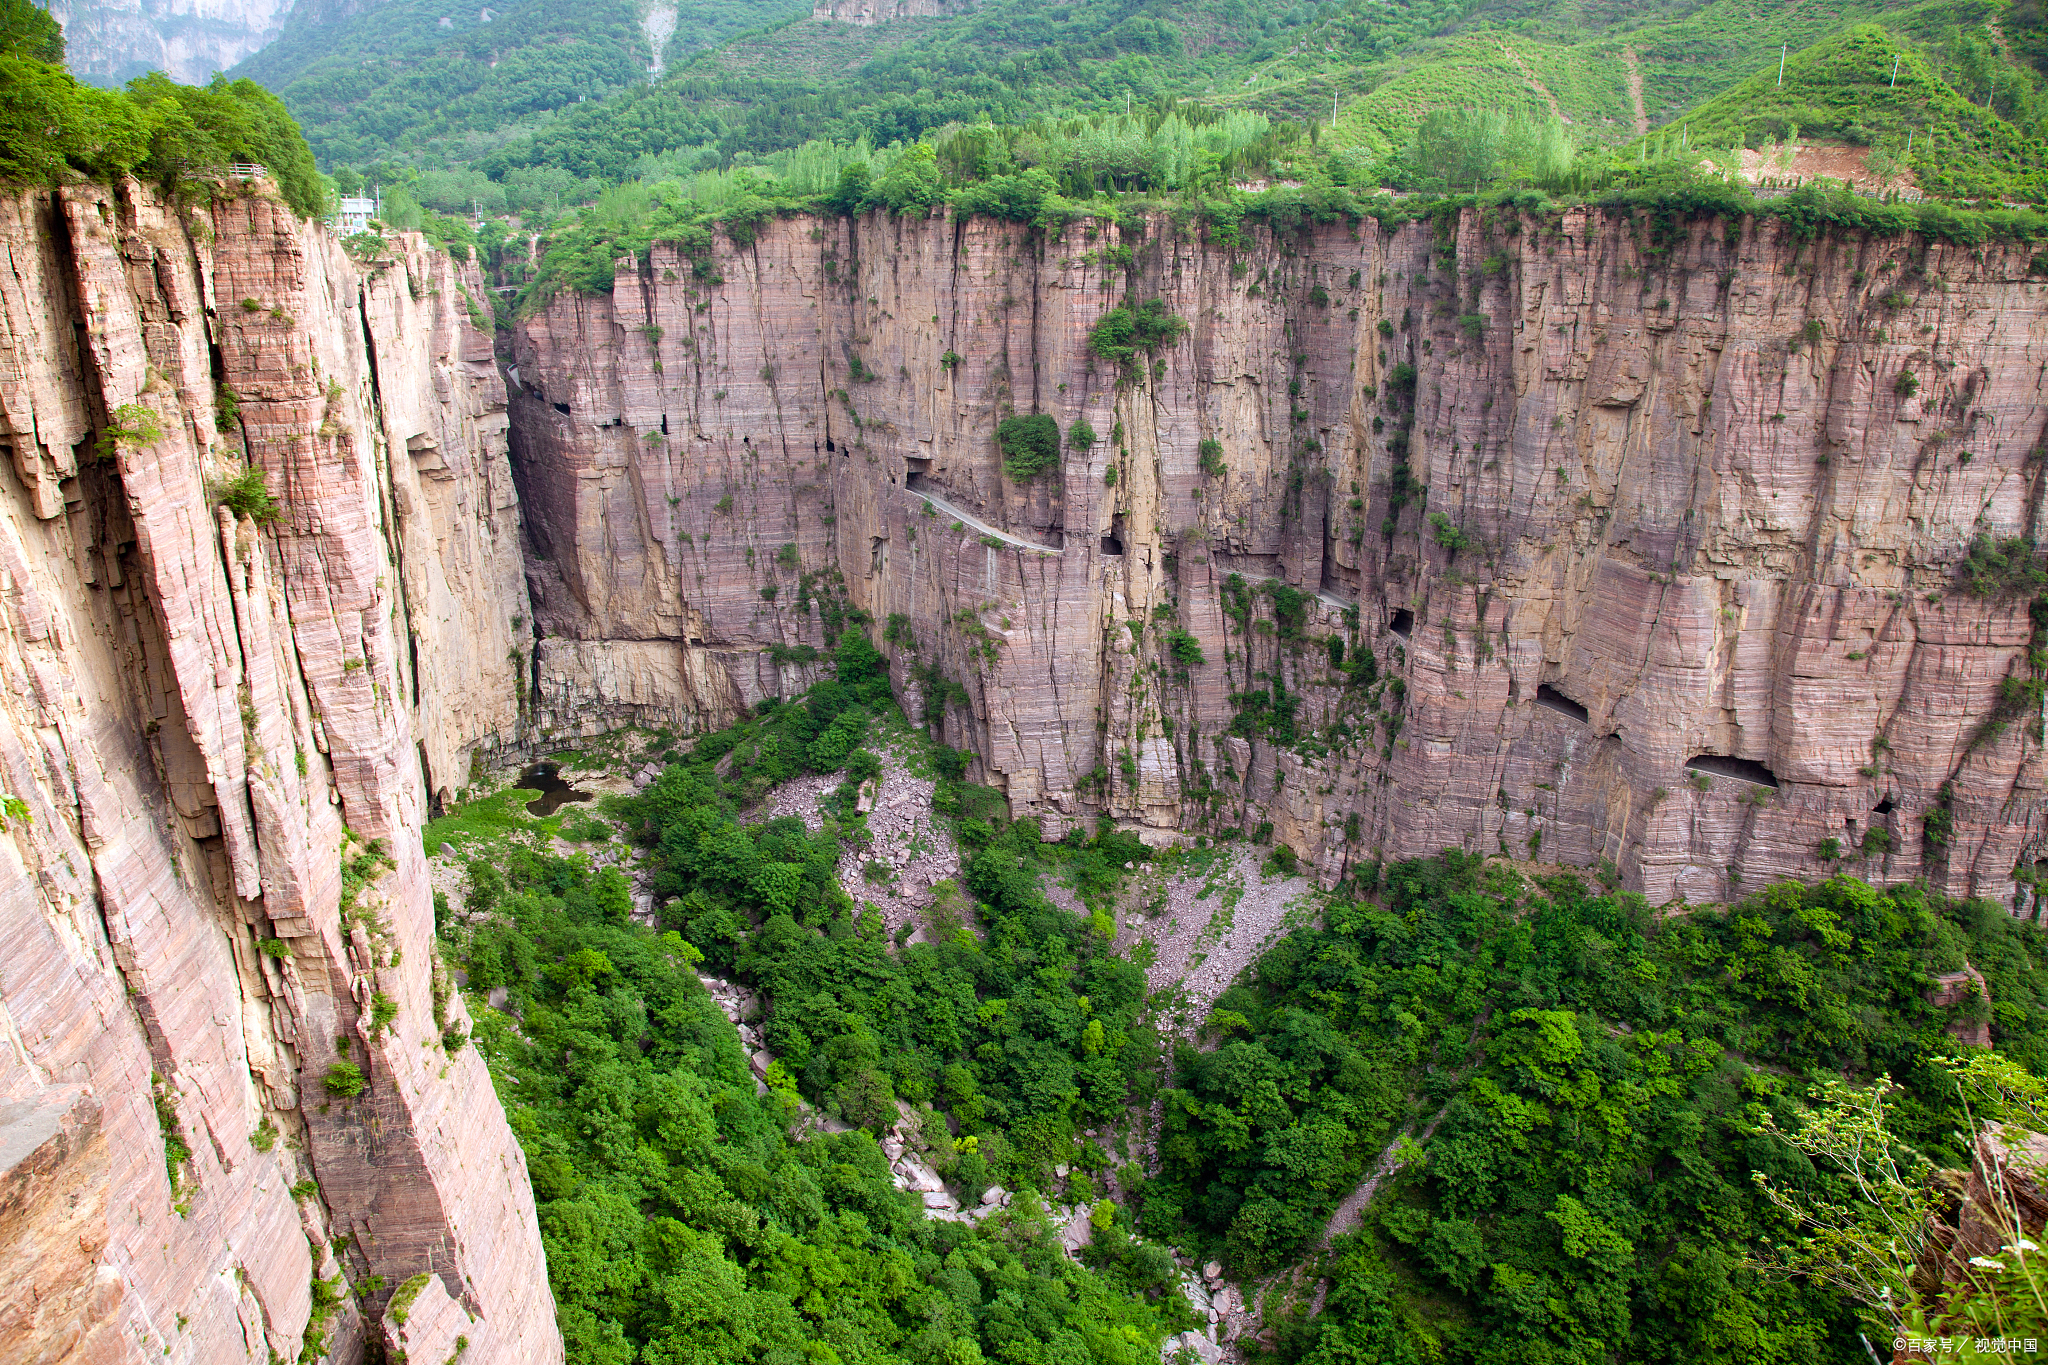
[1655,21,2048,201]
[48,0,292,87]
[229,0,805,168]
[219,0,2048,216]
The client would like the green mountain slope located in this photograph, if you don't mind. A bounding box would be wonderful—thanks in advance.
[228,0,805,168]
[1652,20,2048,201]
[218,0,2048,218]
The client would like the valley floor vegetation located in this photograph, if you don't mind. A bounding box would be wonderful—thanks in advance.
[429,630,2048,1365]
[436,630,1192,1364]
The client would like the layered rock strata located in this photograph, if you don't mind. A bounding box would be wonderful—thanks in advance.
[809,0,972,23]
[511,206,2046,906]
[0,180,555,1363]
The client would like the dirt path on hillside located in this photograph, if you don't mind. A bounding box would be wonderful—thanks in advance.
[1624,45,1648,136]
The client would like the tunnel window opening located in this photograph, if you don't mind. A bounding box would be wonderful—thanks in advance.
[1534,684,1589,724]
[552,402,570,415]
[825,438,835,452]
[1389,608,1414,640]
[1873,797,1896,815]
[906,457,930,492]
[1102,513,1126,557]
[1684,754,1780,788]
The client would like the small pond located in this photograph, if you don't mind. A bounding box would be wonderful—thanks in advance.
[519,763,592,817]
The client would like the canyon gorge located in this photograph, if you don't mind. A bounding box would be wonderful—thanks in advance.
[1,174,2043,1361]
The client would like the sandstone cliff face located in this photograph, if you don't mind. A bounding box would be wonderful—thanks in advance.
[0,180,555,1364]
[47,0,292,85]
[809,0,971,24]
[511,206,2046,907]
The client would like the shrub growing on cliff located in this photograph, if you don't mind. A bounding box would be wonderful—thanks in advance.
[213,382,241,433]
[1067,416,1096,451]
[212,464,284,525]
[323,1061,365,1098]
[1087,299,1187,371]
[1960,535,2047,597]
[1429,511,1475,555]
[97,402,163,460]
[1166,629,1206,672]
[996,413,1060,481]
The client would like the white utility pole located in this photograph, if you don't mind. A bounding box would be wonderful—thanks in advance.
[1890,55,1900,87]
[1778,44,1787,86]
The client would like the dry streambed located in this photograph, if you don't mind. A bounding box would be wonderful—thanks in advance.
[1115,845,1319,1032]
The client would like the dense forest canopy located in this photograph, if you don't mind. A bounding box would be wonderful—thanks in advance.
[235,0,2048,190]
[13,0,2048,300]
[420,630,2048,1365]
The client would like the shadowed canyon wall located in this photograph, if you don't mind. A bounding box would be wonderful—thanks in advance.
[511,206,2048,908]
[0,181,555,1363]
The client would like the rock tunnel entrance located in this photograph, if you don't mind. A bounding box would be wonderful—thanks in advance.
[1101,513,1125,557]
[1684,754,1780,788]
[1534,684,1589,724]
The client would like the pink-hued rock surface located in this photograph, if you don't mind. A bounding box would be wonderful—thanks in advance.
[0,181,555,1364]
[508,206,2044,908]
[6,176,2047,1361]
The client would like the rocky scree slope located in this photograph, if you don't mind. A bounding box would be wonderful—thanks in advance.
[0,180,554,1363]
[509,205,2047,907]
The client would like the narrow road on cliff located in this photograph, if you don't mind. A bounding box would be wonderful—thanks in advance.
[908,486,1061,553]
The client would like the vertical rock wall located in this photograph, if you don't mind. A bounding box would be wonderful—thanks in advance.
[0,180,556,1364]
[510,205,2046,909]
[45,0,294,86]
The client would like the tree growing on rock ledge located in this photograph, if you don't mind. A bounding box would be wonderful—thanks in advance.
[1087,298,1187,374]
[997,413,1061,481]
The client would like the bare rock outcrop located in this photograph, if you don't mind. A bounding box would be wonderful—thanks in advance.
[46,0,293,86]
[0,180,556,1363]
[810,0,972,23]
[508,207,2044,908]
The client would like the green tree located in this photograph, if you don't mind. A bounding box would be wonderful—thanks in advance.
[0,0,62,62]
[997,413,1061,482]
